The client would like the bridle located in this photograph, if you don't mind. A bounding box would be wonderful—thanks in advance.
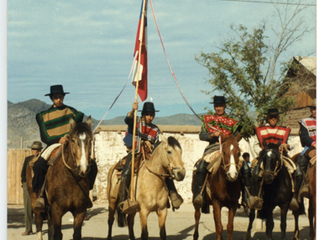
[220,142,242,174]
[143,141,184,180]
[260,148,283,181]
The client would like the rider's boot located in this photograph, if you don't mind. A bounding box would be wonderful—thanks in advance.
[192,159,209,212]
[240,160,251,208]
[165,178,183,210]
[34,181,46,212]
[297,154,310,200]
[118,162,131,209]
[247,161,263,210]
[118,153,140,214]
[32,156,49,212]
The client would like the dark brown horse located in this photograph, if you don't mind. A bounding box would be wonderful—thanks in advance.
[193,133,242,240]
[244,141,299,240]
[107,136,185,240]
[292,150,316,240]
[27,117,93,240]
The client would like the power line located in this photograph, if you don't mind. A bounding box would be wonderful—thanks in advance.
[219,0,315,6]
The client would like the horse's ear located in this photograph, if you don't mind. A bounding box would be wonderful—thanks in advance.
[161,137,168,148]
[262,139,267,148]
[277,139,282,147]
[86,116,92,127]
[236,132,241,142]
[69,116,76,130]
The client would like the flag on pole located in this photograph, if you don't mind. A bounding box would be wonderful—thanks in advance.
[132,0,148,102]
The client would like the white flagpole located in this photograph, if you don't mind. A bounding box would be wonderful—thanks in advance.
[130,0,147,202]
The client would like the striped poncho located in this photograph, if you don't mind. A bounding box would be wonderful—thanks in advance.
[36,105,84,145]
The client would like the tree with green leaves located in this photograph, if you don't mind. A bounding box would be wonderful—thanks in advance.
[196,2,314,139]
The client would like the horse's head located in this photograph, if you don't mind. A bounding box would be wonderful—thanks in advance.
[157,136,185,181]
[222,133,241,182]
[260,139,282,184]
[68,116,93,177]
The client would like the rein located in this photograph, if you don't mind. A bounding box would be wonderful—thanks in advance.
[220,142,242,173]
[143,144,171,179]
[260,148,284,179]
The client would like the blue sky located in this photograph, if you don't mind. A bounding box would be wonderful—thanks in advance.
[7,0,316,120]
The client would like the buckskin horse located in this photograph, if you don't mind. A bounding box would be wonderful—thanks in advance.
[193,133,242,240]
[107,136,185,240]
[244,140,298,240]
[26,116,93,240]
[292,150,316,240]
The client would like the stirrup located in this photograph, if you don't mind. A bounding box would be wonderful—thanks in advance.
[289,197,299,211]
[169,191,183,209]
[193,194,203,209]
[247,196,263,210]
[120,199,140,215]
[34,197,46,212]
[299,184,310,200]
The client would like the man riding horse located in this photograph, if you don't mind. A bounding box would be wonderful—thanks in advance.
[192,95,245,212]
[32,85,98,211]
[118,101,183,213]
[295,99,316,202]
[248,108,298,211]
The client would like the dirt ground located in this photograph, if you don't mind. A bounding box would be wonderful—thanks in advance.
[7,202,312,240]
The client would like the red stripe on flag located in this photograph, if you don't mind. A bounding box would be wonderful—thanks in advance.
[132,0,148,102]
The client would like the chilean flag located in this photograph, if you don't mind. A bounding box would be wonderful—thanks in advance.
[132,0,148,102]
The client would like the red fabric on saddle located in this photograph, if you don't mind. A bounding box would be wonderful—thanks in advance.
[201,114,240,137]
[255,125,291,148]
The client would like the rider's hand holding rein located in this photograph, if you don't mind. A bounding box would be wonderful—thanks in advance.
[59,137,69,145]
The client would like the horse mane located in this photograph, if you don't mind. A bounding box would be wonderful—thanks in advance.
[168,136,181,150]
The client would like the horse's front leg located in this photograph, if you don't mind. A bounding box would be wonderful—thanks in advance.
[227,204,237,240]
[157,207,167,240]
[279,205,289,240]
[107,203,116,240]
[265,207,275,240]
[50,204,64,240]
[72,210,86,240]
[193,206,201,240]
[128,213,136,240]
[212,199,223,240]
[309,198,315,240]
[293,208,300,240]
[33,211,44,240]
[139,208,150,240]
[244,209,255,240]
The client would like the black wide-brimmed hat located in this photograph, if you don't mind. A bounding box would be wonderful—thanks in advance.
[28,141,43,150]
[264,108,283,115]
[139,102,159,116]
[209,96,228,104]
[45,85,70,96]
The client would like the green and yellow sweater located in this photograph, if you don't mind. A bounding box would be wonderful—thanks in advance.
[36,105,84,145]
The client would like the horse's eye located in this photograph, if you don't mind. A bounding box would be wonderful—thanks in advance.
[167,150,172,154]
[72,138,76,143]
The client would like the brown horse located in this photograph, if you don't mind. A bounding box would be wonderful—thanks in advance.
[292,150,316,240]
[107,136,185,240]
[26,117,93,240]
[193,133,242,240]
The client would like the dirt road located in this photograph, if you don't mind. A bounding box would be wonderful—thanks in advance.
[8,202,312,240]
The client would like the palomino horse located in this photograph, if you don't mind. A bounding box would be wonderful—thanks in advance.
[292,150,316,240]
[107,136,185,240]
[26,117,93,240]
[193,133,242,240]
[244,140,298,240]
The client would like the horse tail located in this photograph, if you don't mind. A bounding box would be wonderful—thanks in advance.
[116,208,127,227]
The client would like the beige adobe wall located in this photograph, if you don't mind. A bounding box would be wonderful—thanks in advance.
[93,127,304,203]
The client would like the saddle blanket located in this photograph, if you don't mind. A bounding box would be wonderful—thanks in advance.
[41,143,62,160]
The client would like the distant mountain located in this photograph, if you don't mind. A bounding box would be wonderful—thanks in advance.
[7,99,202,149]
